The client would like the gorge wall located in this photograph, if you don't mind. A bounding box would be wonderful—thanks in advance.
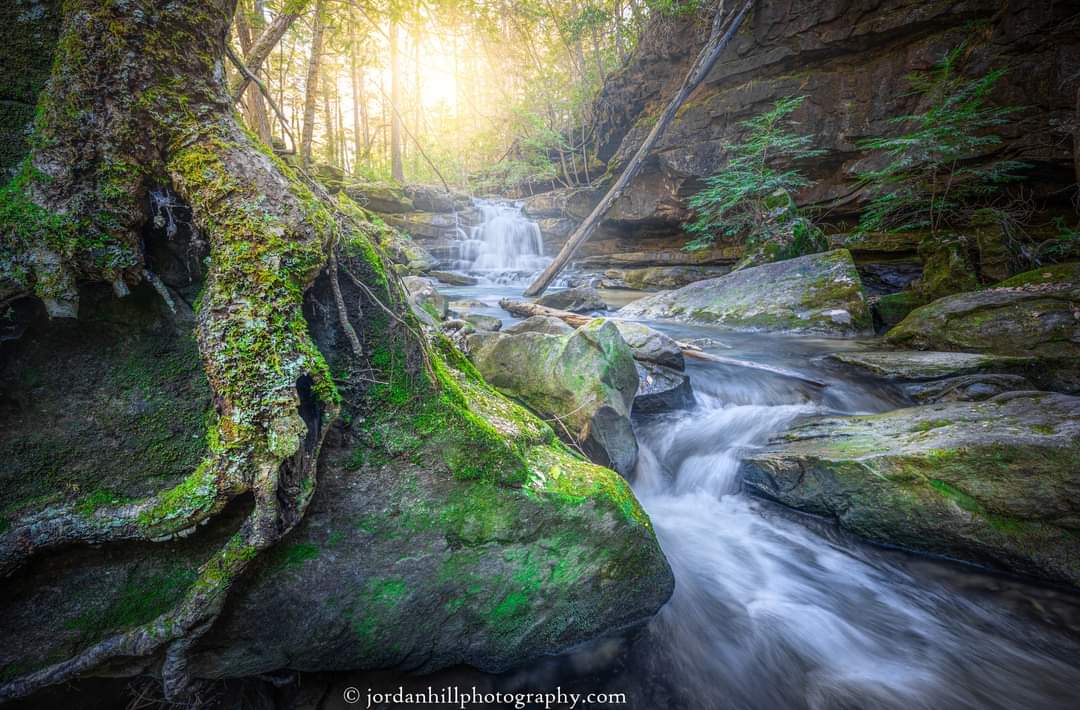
[525,0,1080,278]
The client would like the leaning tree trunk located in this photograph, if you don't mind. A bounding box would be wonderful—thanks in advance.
[523,0,754,297]
[0,0,423,701]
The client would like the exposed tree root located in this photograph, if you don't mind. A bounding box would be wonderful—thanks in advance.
[0,2,369,700]
[0,454,247,577]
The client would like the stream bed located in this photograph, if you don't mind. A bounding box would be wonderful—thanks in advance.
[327,279,1080,710]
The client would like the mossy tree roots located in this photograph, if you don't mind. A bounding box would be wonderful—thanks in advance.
[0,0,364,701]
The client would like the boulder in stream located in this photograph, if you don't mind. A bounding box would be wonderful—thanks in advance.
[826,350,1038,403]
[536,286,608,313]
[633,362,695,415]
[885,265,1080,392]
[618,250,872,335]
[468,319,639,475]
[612,320,685,370]
[741,391,1080,588]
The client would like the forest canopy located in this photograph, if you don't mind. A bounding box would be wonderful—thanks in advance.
[236,0,682,192]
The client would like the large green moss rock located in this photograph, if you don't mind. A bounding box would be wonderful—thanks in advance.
[0,285,672,685]
[886,265,1080,391]
[185,369,672,678]
[913,234,980,301]
[468,319,639,474]
[741,392,1080,587]
[618,249,871,335]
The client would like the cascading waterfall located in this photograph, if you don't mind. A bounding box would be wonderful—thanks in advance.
[448,199,550,281]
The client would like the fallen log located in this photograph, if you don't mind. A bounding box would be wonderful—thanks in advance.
[497,299,828,388]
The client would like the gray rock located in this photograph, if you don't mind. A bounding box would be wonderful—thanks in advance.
[402,276,447,321]
[741,391,1080,588]
[826,351,1037,381]
[429,270,479,286]
[468,319,639,475]
[612,320,684,370]
[536,287,608,314]
[633,362,695,415]
[463,313,501,332]
[618,250,871,335]
[504,316,575,337]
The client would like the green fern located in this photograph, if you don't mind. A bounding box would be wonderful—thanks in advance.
[856,44,1028,236]
[685,96,825,259]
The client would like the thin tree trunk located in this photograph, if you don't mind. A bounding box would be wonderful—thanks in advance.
[230,0,312,102]
[524,0,754,297]
[234,1,272,144]
[389,14,405,182]
[300,0,325,168]
[413,6,422,178]
[322,71,335,166]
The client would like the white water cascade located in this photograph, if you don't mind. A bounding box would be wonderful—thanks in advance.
[449,199,550,282]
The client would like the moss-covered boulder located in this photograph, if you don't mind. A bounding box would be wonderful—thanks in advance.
[344,182,415,213]
[468,319,639,474]
[184,365,672,678]
[741,392,1080,587]
[618,249,871,335]
[910,233,980,302]
[0,279,672,687]
[871,291,920,330]
[886,265,1080,392]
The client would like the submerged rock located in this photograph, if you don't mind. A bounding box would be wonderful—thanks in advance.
[618,250,871,335]
[463,313,501,332]
[468,319,639,474]
[741,392,1080,588]
[826,351,1036,380]
[536,286,608,313]
[826,350,1038,403]
[429,270,479,286]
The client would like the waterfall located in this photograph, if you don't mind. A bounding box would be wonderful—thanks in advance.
[449,199,550,282]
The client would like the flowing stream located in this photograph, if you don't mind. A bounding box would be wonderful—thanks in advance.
[382,282,1080,709]
[339,208,1080,708]
[394,281,1080,710]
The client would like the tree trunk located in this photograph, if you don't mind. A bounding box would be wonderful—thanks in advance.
[234,0,272,144]
[389,14,405,182]
[523,0,754,297]
[230,0,312,101]
[300,0,325,168]
[0,0,430,701]
[351,18,370,172]
[322,71,336,166]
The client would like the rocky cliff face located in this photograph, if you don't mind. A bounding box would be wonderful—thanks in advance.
[534,0,1079,273]
[597,0,1078,225]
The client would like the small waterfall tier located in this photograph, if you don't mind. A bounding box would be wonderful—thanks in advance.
[448,199,550,282]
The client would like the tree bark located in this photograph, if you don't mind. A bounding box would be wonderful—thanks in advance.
[0,0,424,700]
[300,0,326,168]
[523,0,754,297]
